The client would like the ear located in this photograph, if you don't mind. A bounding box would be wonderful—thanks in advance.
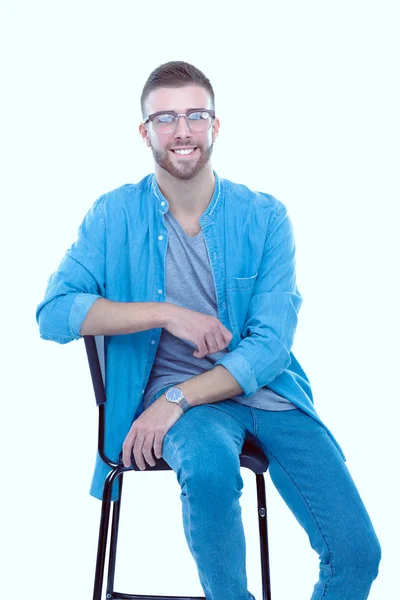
[212,118,221,141]
[139,123,151,146]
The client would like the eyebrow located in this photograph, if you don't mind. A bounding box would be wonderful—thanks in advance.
[156,107,208,114]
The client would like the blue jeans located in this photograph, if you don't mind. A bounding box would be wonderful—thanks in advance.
[148,386,381,600]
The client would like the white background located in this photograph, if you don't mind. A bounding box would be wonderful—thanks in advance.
[1,1,399,599]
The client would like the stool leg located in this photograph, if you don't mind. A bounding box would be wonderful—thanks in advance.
[256,473,272,600]
[106,475,124,595]
[93,479,114,600]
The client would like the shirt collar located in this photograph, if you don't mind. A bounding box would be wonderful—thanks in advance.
[150,169,223,225]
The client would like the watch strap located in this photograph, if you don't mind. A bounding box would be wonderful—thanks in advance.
[177,396,191,413]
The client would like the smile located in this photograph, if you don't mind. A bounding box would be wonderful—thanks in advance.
[170,148,198,156]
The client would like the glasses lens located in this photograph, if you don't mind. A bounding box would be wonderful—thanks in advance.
[187,111,213,131]
[152,113,176,134]
[152,111,213,133]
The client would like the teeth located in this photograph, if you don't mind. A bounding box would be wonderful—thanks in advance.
[174,148,195,155]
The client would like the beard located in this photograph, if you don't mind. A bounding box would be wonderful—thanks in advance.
[149,141,214,181]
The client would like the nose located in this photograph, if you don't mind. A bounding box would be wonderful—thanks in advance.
[174,114,192,137]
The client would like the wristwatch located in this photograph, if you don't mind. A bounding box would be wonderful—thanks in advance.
[165,386,191,413]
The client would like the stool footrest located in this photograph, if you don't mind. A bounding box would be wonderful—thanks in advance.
[111,593,206,600]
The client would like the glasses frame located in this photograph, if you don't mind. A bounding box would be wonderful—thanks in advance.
[143,108,216,134]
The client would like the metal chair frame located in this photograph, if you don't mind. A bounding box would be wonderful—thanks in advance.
[83,335,272,600]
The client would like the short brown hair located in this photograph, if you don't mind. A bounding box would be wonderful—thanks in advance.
[140,60,215,120]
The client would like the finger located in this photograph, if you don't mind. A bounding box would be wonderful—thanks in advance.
[194,340,208,358]
[122,431,137,468]
[142,432,156,467]
[214,329,226,350]
[153,431,165,460]
[204,332,218,354]
[223,328,233,344]
[133,434,147,470]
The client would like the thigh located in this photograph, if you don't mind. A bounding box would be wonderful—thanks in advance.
[252,409,381,563]
[161,402,248,481]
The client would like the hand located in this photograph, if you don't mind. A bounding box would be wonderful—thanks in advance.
[122,395,183,470]
[163,304,233,359]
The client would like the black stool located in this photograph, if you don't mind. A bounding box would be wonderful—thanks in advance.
[84,335,272,600]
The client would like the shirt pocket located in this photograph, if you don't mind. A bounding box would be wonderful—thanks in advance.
[226,273,258,333]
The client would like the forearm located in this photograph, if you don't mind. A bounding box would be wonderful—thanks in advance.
[178,365,244,407]
[80,298,169,336]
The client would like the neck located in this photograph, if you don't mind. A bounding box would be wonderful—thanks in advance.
[154,164,216,221]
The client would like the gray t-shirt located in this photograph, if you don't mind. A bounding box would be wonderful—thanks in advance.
[143,210,297,412]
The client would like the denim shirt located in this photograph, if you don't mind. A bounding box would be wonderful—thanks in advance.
[35,170,346,501]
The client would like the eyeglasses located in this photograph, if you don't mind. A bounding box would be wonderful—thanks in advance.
[143,108,216,134]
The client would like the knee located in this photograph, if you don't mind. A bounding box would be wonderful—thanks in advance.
[184,451,244,502]
[366,536,382,578]
[339,531,382,580]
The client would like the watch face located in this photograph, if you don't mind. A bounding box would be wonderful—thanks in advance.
[166,387,183,401]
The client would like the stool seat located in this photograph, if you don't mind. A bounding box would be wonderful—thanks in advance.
[118,436,269,474]
[240,437,269,472]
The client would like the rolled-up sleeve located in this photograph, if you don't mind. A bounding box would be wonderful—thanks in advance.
[215,203,303,398]
[35,196,106,344]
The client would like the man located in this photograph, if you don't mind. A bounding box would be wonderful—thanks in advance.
[36,61,381,600]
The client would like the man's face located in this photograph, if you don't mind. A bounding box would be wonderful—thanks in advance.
[139,85,220,181]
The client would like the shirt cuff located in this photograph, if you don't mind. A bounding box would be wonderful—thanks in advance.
[69,293,102,338]
[214,351,258,399]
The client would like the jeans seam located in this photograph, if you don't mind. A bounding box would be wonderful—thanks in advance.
[164,431,179,462]
[257,439,335,598]
[163,432,206,588]
[249,406,258,437]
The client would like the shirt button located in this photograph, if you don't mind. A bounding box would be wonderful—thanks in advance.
[222,302,226,309]
[213,252,217,260]
[158,289,163,294]
[161,201,166,206]
[142,389,145,393]
[151,340,155,344]
[158,235,163,240]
